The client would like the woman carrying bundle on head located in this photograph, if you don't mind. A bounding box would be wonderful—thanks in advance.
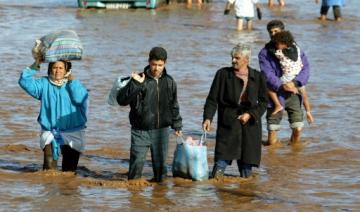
[18,58,88,172]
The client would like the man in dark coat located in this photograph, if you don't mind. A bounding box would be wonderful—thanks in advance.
[117,47,182,182]
[203,43,268,178]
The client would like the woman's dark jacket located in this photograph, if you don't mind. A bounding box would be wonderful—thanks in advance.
[117,66,182,131]
[203,66,268,166]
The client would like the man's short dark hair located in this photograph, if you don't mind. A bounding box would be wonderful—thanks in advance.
[272,31,295,47]
[149,47,167,61]
[267,20,285,32]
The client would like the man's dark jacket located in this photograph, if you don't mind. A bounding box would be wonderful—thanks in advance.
[117,66,182,131]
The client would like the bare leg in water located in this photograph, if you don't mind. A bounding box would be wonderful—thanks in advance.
[290,128,302,144]
[268,0,285,7]
[43,144,57,170]
[267,130,279,145]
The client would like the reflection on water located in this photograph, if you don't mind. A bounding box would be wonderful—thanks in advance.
[80,187,131,209]
[0,0,360,210]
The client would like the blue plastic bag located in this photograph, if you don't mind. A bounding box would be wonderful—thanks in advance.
[172,133,208,181]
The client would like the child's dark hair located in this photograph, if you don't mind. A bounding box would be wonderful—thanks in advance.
[47,60,72,75]
[272,30,295,47]
[149,47,167,61]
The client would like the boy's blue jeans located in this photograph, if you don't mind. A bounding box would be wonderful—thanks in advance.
[212,160,253,178]
[128,128,169,182]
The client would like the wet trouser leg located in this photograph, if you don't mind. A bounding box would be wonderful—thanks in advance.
[128,129,151,180]
[320,6,330,16]
[236,161,253,178]
[128,128,169,181]
[128,144,149,180]
[150,128,169,182]
[333,6,341,20]
[61,145,80,172]
[211,160,231,178]
[43,144,57,170]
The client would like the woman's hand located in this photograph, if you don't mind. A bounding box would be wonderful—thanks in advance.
[131,72,145,83]
[238,113,251,125]
[202,119,211,132]
[34,57,44,66]
[67,74,75,81]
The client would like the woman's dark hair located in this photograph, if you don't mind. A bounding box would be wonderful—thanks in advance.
[272,30,295,47]
[47,60,72,75]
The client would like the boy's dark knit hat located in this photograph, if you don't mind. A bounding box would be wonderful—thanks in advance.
[149,47,167,61]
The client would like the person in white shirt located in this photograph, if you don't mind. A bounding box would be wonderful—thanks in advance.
[224,0,261,31]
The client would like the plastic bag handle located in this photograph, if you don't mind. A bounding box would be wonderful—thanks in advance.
[200,131,207,146]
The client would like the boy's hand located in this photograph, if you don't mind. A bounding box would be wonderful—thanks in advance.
[131,72,145,83]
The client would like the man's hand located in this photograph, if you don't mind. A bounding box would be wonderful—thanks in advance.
[237,113,251,125]
[131,72,145,83]
[202,119,211,132]
[306,111,314,124]
[175,130,182,137]
[283,82,299,94]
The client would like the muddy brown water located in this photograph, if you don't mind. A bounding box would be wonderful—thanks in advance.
[0,0,359,210]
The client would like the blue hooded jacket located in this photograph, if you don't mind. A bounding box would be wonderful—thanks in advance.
[19,67,88,131]
[322,0,345,7]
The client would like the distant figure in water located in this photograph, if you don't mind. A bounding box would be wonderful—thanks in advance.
[187,0,203,5]
[18,59,88,172]
[224,0,262,31]
[269,30,314,125]
[268,0,285,7]
[315,0,344,21]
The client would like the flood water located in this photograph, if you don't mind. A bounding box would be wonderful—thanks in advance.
[1,0,360,210]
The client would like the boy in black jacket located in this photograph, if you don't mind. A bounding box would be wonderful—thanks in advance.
[117,47,182,182]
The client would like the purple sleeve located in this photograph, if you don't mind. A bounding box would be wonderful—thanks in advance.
[294,51,310,87]
[258,48,282,91]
